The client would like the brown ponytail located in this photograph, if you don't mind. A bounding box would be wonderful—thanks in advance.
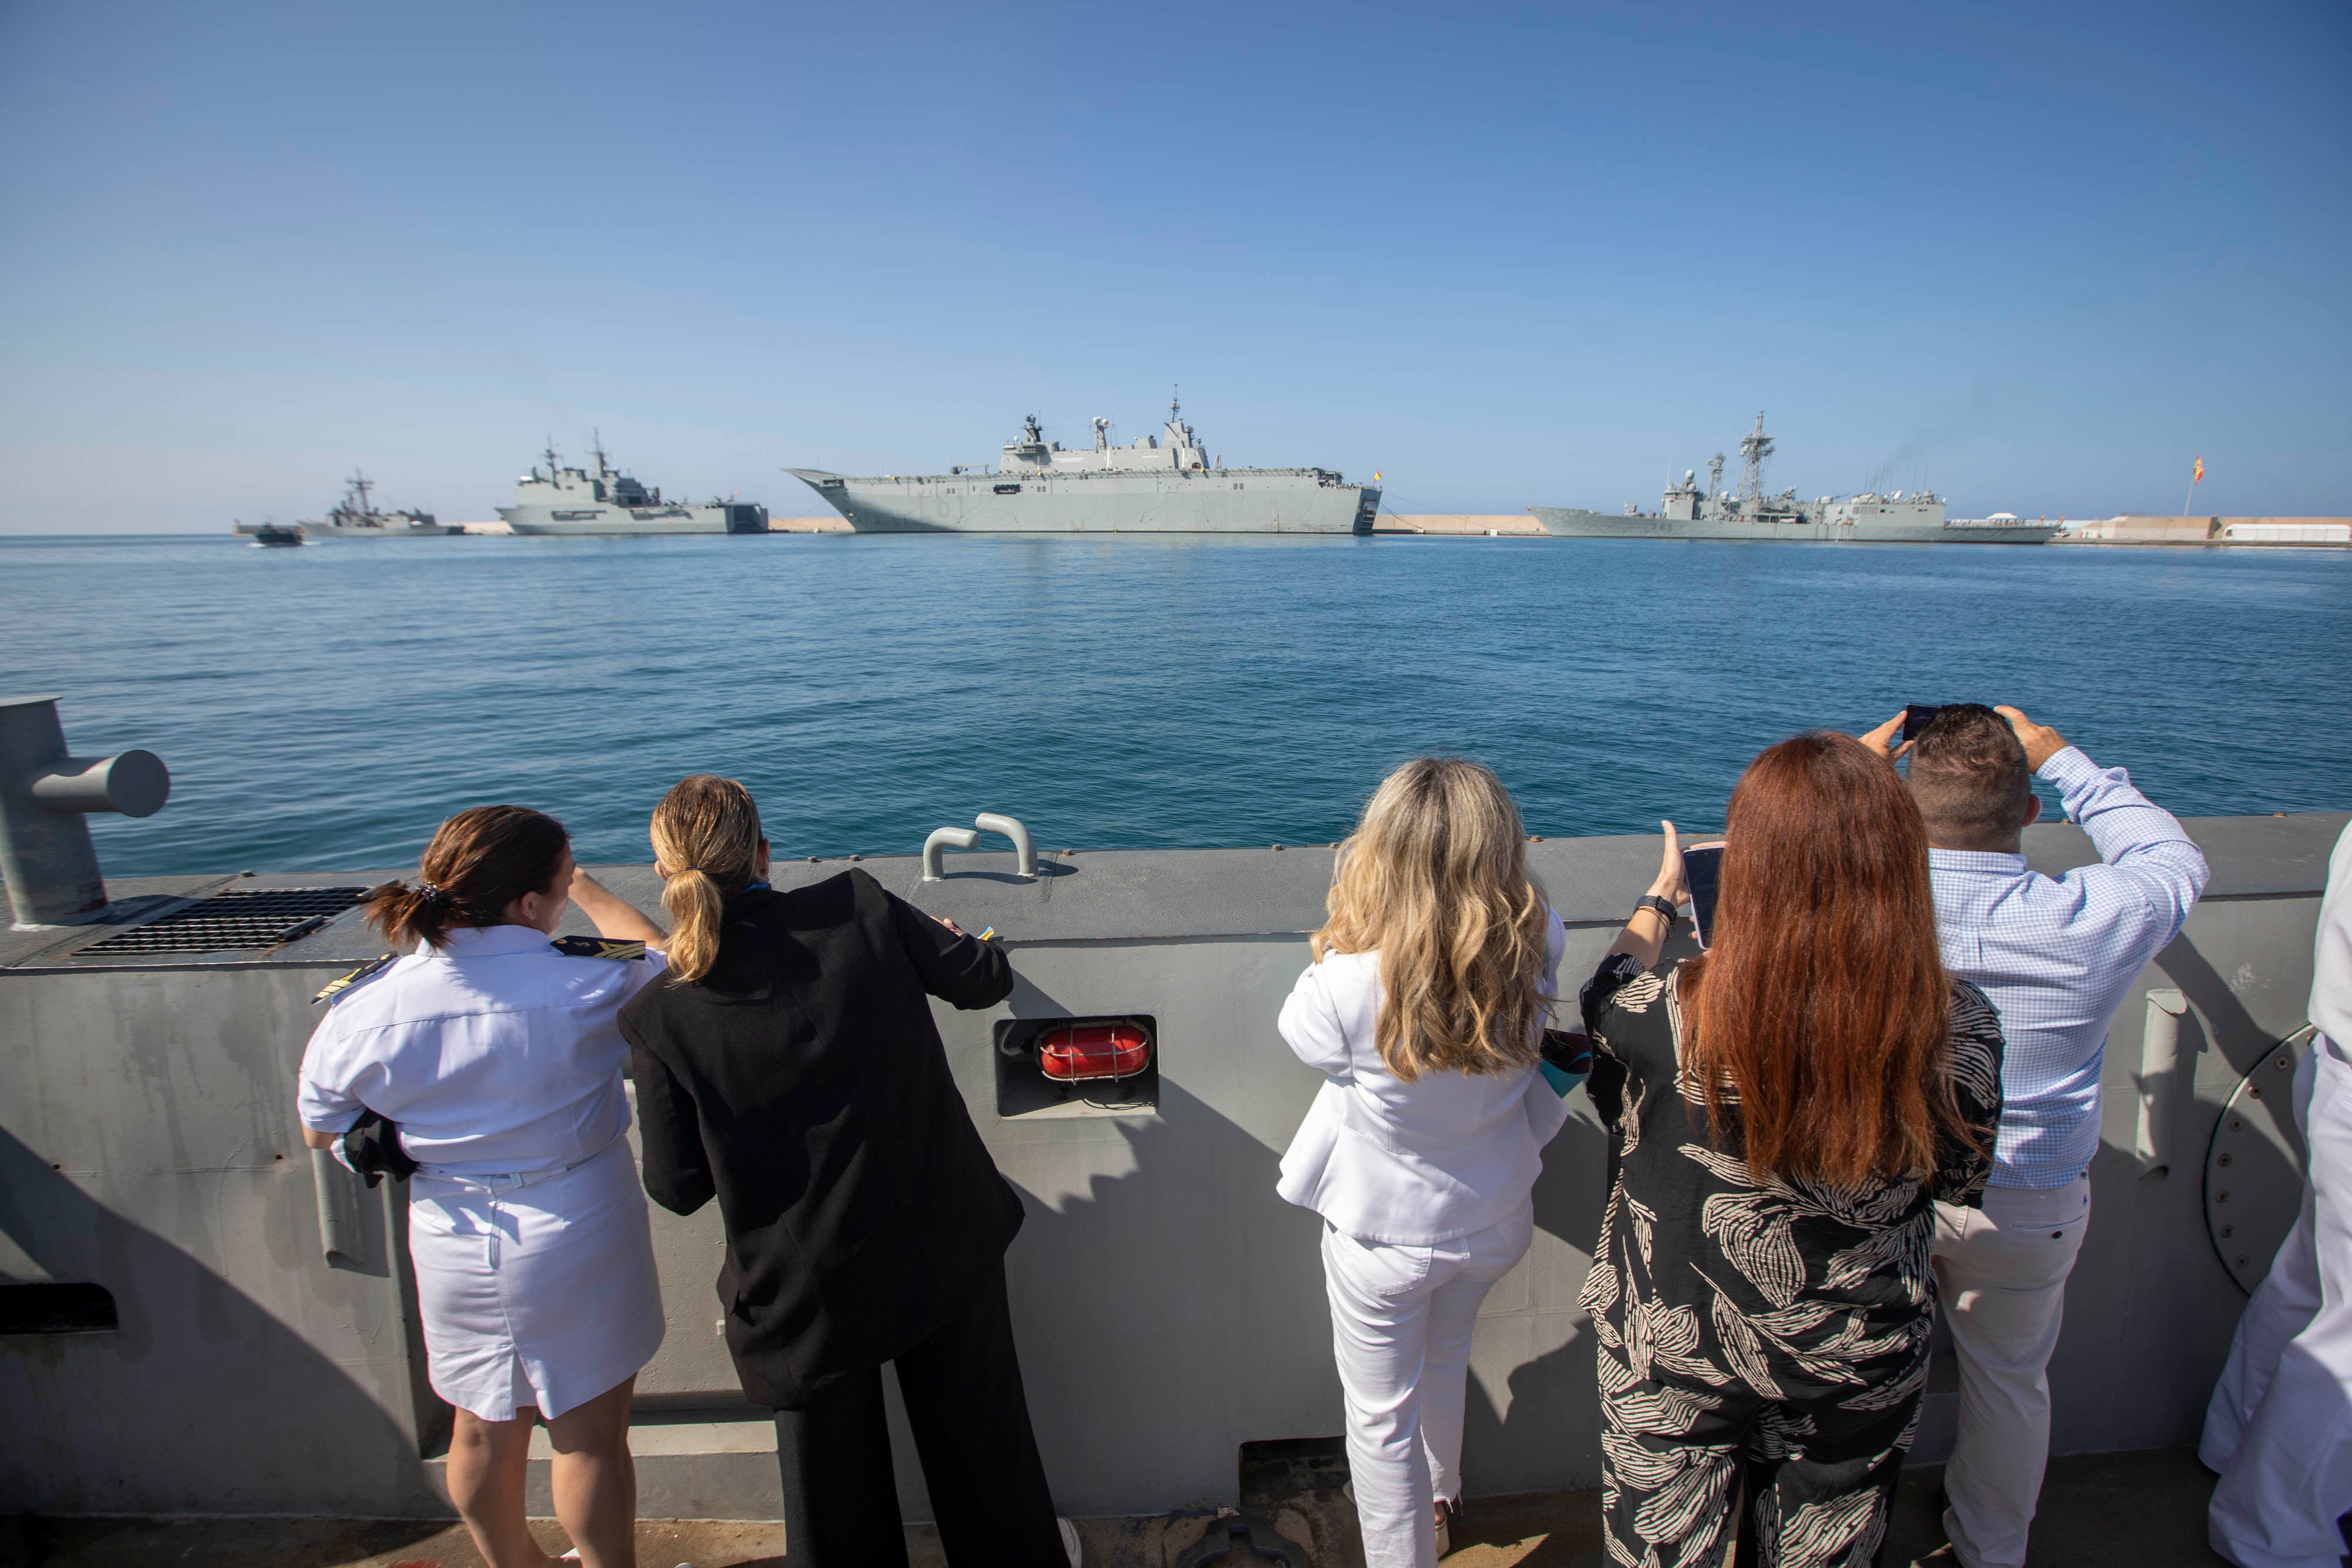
[363,805,571,951]
[650,775,762,984]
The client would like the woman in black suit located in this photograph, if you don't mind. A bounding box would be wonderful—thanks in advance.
[619,775,1075,1568]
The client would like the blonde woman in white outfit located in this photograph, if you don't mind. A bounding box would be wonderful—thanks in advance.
[1277,758,1570,1568]
[298,805,675,1568]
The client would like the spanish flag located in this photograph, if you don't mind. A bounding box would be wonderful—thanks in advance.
[2194,456,2205,484]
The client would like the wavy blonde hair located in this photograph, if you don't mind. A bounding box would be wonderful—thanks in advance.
[650,775,763,984]
[1313,757,1550,1081]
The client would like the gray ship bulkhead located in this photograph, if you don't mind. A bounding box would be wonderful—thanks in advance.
[0,813,2338,1522]
[790,467,1378,534]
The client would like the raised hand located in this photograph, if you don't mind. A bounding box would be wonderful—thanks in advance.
[1997,706,2069,771]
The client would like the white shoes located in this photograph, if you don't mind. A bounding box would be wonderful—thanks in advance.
[1059,1516,1083,1566]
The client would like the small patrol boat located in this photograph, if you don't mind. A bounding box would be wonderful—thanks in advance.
[232,519,304,547]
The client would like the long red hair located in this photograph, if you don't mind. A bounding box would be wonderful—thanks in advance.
[1682,732,1965,1186]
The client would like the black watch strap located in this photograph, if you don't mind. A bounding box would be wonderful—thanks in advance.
[1635,895,1680,925]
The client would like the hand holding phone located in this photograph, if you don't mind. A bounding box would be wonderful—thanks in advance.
[1681,842,1727,948]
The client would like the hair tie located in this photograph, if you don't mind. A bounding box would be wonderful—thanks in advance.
[416,881,446,905]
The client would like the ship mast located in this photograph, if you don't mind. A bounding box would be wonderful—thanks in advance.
[1736,413,1774,505]
[349,469,374,514]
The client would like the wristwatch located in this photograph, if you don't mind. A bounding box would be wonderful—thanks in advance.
[1634,895,1681,927]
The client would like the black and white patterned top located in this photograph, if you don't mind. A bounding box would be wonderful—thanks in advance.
[1576,954,2005,1417]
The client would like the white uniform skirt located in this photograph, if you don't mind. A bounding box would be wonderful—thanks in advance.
[407,1138,667,1422]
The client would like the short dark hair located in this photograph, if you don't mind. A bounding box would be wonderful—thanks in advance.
[1905,705,2033,842]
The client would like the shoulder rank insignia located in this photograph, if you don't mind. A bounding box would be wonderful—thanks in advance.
[550,936,647,961]
[314,954,396,1007]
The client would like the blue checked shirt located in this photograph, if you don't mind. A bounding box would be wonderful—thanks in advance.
[1930,746,2210,1189]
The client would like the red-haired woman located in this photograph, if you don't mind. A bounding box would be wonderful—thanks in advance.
[1580,733,2004,1566]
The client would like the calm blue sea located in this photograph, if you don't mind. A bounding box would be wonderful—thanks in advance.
[4,533,2347,878]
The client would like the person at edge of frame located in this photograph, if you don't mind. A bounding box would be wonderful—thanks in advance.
[1579,731,2006,1568]
[2200,817,2352,1568]
[616,774,1083,1568]
[1859,701,2210,1568]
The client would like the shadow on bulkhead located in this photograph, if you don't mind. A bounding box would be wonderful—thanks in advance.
[0,1121,445,1524]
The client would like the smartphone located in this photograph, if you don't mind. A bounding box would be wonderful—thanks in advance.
[1900,704,1945,744]
[1681,843,1726,949]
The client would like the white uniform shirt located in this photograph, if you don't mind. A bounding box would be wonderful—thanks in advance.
[1276,908,1570,1245]
[298,924,668,1179]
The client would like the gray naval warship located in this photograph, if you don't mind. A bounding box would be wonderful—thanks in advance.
[291,471,458,539]
[1532,413,2062,544]
[787,394,1379,534]
[499,436,769,536]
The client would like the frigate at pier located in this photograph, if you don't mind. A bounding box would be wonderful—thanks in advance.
[499,436,769,536]
[1531,413,2062,544]
[293,471,458,539]
[787,394,1379,534]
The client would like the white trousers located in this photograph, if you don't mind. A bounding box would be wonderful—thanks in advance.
[1929,1174,2093,1568]
[1321,1205,1534,1568]
[2202,1035,2352,1568]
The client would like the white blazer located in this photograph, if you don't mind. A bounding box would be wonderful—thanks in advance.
[1275,908,1570,1245]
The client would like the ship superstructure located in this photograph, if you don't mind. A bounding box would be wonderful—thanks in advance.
[296,472,457,539]
[788,395,1378,534]
[499,435,769,536]
[1532,412,2061,544]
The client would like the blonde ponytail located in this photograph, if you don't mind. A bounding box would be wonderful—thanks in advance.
[650,775,764,985]
[660,866,728,984]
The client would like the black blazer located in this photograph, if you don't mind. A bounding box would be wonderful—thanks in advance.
[620,869,1021,1410]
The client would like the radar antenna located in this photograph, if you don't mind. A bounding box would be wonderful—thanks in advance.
[1706,453,1726,499]
[1736,413,1774,504]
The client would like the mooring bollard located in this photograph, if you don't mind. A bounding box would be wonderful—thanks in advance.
[0,695,171,927]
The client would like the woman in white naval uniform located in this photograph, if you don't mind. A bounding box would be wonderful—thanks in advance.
[298,805,671,1568]
[1276,758,1572,1568]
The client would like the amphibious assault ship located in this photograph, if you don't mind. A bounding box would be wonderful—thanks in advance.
[787,395,1379,534]
[295,472,458,539]
[1532,413,2062,544]
[499,436,769,536]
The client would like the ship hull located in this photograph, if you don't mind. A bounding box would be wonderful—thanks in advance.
[790,469,1379,535]
[297,523,462,539]
[1528,507,2062,545]
[499,502,769,536]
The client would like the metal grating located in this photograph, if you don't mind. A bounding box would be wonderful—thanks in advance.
[78,886,369,955]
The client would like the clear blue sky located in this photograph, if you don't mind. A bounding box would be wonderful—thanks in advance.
[3,1,2346,532]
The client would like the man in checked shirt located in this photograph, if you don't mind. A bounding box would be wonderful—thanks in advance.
[1864,701,2210,1568]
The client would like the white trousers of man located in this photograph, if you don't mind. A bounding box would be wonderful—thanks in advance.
[1929,1174,2094,1568]
[1321,1204,1533,1568]
[2201,1035,2352,1568]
